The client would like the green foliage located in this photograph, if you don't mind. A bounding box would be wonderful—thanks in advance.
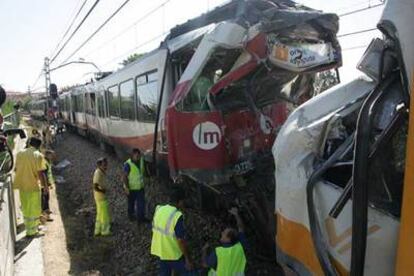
[121,52,146,66]
[2,100,15,116]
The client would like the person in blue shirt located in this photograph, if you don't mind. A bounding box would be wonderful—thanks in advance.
[202,207,247,274]
[123,148,149,223]
[151,188,195,275]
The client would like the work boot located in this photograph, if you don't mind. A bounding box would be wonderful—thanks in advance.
[40,215,47,225]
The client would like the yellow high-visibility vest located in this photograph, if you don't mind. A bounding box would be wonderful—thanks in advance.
[150,204,183,260]
[14,147,47,192]
[125,158,144,190]
[209,242,246,276]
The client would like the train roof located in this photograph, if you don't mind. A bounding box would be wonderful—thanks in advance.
[166,0,307,40]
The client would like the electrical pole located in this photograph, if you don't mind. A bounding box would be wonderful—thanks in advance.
[27,86,31,98]
[44,57,51,110]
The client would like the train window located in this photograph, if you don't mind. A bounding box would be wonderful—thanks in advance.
[136,71,158,122]
[107,85,120,118]
[74,97,77,112]
[90,93,96,115]
[86,93,96,115]
[58,99,63,111]
[147,72,157,82]
[137,75,146,85]
[72,96,77,112]
[76,94,84,112]
[97,92,105,118]
[65,97,70,112]
[120,79,135,120]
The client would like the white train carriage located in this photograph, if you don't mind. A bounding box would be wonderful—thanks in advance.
[63,27,202,158]
[29,99,48,118]
[93,49,168,155]
[58,92,72,124]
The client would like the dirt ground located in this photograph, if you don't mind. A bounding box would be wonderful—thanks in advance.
[42,187,71,276]
[42,131,282,275]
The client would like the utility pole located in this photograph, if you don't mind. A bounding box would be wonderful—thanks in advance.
[44,57,51,110]
[27,86,31,98]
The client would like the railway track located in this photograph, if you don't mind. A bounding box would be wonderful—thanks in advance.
[50,131,281,275]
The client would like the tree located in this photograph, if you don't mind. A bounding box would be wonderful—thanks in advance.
[121,53,146,66]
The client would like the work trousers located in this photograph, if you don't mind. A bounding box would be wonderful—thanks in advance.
[41,188,50,212]
[128,189,145,221]
[19,190,41,236]
[94,198,111,236]
[159,257,197,276]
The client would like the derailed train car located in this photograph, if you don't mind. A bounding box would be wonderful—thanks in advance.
[35,0,342,253]
[273,0,414,274]
[29,98,48,119]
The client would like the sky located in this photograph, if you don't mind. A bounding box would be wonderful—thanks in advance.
[0,0,385,93]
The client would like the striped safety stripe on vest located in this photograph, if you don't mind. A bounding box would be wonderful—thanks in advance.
[24,216,39,222]
[152,207,179,236]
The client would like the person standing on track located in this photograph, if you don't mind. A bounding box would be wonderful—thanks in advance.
[151,188,195,275]
[26,129,41,148]
[14,137,48,237]
[202,207,247,275]
[42,124,53,148]
[41,149,55,222]
[93,157,112,236]
[123,148,148,223]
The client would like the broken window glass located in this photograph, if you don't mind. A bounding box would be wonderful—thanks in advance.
[179,47,242,112]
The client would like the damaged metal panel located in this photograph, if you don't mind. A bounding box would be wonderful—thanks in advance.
[167,0,342,185]
[274,14,411,271]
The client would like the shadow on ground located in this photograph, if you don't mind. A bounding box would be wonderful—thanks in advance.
[52,133,117,275]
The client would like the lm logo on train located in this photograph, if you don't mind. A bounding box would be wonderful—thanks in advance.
[192,121,222,150]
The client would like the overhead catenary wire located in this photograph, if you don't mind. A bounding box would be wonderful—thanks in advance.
[338,28,377,38]
[49,0,101,64]
[342,45,369,51]
[60,0,132,65]
[101,32,168,67]
[94,0,379,67]
[338,2,384,17]
[50,0,89,58]
[31,70,44,90]
[83,0,172,59]
[31,86,46,93]
[53,0,380,88]
[333,0,383,14]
